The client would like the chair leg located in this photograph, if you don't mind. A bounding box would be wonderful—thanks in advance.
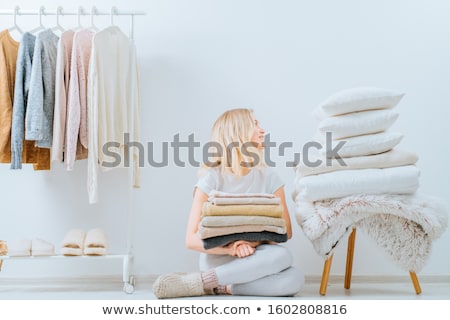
[344,228,356,289]
[320,254,333,295]
[409,271,422,294]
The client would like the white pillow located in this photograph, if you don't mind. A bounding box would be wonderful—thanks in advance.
[296,149,419,178]
[314,87,405,117]
[322,131,404,158]
[293,165,420,202]
[318,109,399,139]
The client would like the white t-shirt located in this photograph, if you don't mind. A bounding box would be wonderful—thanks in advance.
[195,166,284,195]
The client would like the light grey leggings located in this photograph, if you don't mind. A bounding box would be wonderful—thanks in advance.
[199,244,304,296]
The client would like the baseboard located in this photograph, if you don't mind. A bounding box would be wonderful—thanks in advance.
[1,274,449,289]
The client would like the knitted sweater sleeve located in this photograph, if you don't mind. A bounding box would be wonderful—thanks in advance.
[87,43,99,204]
[10,41,27,169]
[130,41,141,188]
[65,35,82,171]
[51,37,67,162]
[25,36,44,141]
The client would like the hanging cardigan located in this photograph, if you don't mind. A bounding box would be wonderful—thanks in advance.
[51,30,88,165]
[0,30,19,163]
[25,29,59,148]
[87,26,140,204]
[51,30,74,163]
[10,32,50,170]
[64,29,93,170]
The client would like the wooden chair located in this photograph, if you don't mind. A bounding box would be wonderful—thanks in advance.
[319,227,422,295]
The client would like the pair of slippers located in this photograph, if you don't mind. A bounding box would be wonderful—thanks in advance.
[5,238,55,257]
[61,228,108,256]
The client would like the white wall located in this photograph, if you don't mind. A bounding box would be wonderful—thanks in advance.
[0,0,449,280]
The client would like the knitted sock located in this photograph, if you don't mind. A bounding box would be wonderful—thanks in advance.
[213,285,228,295]
[152,272,205,299]
[201,269,219,290]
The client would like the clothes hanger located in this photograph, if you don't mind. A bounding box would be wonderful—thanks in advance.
[8,6,24,37]
[110,6,118,27]
[86,6,99,32]
[29,6,46,34]
[72,6,85,32]
[51,6,65,35]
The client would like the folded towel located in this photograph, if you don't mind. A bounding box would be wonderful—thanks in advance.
[200,215,286,228]
[198,224,286,239]
[32,238,55,256]
[61,229,86,256]
[202,202,284,218]
[208,190,276,198]
[202,231,288,249]
[208,197,281,205]
[7,239,32,257]
[84,228,108,256]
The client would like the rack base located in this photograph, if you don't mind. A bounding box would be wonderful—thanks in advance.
[0,254,135,294]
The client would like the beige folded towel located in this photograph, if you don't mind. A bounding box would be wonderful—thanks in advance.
[61,229,86,256]
[32,238,55,256]
[202,202,284,218]
[7,239,32,257]
[84,228,108,256]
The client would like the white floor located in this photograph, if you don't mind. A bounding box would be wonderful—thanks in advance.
[0,275,449,300]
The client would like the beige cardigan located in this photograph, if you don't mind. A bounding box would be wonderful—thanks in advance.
[0,30,19,163]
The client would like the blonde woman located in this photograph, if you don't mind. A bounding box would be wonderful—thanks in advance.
[153,108,304,298]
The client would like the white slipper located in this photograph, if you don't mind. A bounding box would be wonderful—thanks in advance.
[84,228,108,256]
[32,238,55,256]
[61,229,86,256]
[7,239,32,257]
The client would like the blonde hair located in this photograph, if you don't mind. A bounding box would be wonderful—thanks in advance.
[204,108,264,176]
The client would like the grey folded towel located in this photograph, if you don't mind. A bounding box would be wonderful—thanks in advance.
[202,231,288,249]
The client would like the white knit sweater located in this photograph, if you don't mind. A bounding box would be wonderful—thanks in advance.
[87,26,140,204]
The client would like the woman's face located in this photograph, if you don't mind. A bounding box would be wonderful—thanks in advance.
[250,117,265,147]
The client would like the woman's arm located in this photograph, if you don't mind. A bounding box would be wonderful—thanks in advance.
[185,187,235,255]
[274,186,293,239]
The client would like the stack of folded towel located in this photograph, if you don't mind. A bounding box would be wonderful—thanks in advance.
[199,190,288,249]
[292,87,448,272]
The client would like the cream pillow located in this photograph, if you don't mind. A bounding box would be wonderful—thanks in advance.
[322,131,404,158]
[315,87,405,117]
[293,165,420,202]
[318,109,399,139]
[296,149,419,178]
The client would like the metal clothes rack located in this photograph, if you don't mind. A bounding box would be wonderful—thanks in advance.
[0,6,145,294]
[0,6,146,40]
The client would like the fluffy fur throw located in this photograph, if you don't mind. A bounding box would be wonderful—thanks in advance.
[293,193,448,272]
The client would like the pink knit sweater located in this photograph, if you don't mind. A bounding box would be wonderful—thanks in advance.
[65,29,94,170]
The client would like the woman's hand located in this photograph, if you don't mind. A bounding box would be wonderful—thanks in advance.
[228,240,262,258]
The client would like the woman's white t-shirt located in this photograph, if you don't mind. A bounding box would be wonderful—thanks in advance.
[195,166,284,195]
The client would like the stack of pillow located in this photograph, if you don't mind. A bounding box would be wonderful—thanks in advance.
[294,87,420,202]
[199,190,288,249]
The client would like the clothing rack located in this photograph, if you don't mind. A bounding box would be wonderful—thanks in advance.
[0,6,146,294]
[0,6,146,40]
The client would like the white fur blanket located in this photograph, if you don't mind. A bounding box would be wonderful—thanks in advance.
[293,193,448,272]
